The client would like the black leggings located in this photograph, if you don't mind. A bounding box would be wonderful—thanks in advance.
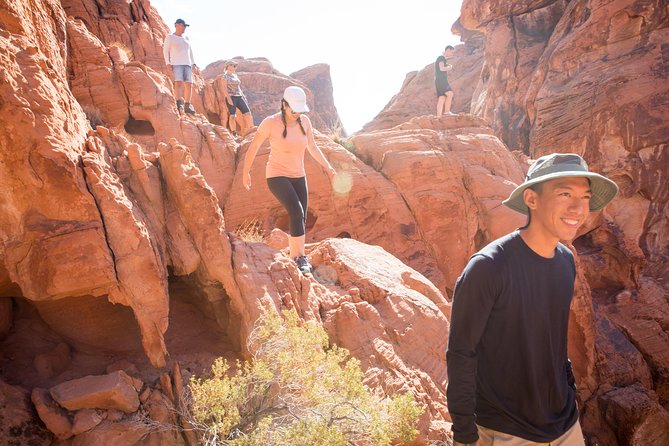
[266,176,308,237]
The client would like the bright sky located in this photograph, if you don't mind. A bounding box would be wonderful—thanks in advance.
[151,0,463,133]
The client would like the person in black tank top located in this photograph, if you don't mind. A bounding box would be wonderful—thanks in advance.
[435,45,455,116]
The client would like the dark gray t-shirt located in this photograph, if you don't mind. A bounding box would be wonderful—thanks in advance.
[447,231,578,444]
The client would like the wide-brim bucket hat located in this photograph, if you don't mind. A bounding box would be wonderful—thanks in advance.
[503,153,619,215]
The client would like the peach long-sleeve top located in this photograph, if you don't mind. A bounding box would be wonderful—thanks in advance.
[257,113,311,179]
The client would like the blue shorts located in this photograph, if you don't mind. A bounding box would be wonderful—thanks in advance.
[226,95,250,115]
[172,65,193,82]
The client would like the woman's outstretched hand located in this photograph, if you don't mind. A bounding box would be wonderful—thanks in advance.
[326,165,337,180]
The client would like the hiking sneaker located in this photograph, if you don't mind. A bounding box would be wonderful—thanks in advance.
[176,99,184,113]
[294,256,312,274]
[184,102,196,115]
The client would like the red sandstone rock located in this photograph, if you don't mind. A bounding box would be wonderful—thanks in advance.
[82,145,169,367]
[50,370,140,413]
[69,421,160,446]
[145,389,177,426]
[0,297,12,339]
[309,238,451,439]
[291,63,346,134]
[265,228,290,250]
[2,381,52,444]
[34,342,72,380]
[599,384,669,446]
[61,0,168,72]
[71,409,104,435]
[31,387,73,440]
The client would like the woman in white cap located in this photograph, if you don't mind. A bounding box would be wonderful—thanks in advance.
[242,86,336,274]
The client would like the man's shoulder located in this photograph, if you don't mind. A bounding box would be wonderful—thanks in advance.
[555,242,576,265]
[463,233,517,273]
[475,231,518,260]
[556,241,574,256]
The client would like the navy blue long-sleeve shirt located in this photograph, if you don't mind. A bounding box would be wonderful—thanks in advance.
[446,231,578,444]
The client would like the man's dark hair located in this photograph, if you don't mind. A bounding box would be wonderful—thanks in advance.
[445,45,455,51]
[520,183,544,229]
[528,183,544,195]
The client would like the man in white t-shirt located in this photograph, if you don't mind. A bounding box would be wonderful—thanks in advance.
[163,18,199,114]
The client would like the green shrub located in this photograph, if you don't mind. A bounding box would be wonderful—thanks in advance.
[187,310,423,445]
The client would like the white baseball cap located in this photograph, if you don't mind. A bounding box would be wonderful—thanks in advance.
[283,86,309,113]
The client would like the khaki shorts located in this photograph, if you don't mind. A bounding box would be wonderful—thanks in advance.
[477,420,585,446]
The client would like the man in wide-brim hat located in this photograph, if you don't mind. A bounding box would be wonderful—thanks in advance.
[446,153,618,446]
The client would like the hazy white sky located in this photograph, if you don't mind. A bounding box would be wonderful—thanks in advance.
[151,0,462,133]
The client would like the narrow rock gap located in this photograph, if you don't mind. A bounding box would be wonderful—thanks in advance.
[78,156,121,286]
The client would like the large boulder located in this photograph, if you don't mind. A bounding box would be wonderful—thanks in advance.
[49,371,141,413]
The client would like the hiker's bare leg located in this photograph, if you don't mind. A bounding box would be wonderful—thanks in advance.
[444,91,454,114]
[437,95,446,117]
[289,234,306,259]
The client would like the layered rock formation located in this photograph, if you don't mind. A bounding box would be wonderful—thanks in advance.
[291,63,346,134]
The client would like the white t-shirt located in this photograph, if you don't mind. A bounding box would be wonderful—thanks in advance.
[163,34,195,66]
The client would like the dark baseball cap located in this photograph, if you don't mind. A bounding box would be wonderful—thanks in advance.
[175,18,189,26]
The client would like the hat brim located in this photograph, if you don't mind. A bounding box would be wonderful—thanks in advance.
[288,102,309,113]
[502,171,619,215]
